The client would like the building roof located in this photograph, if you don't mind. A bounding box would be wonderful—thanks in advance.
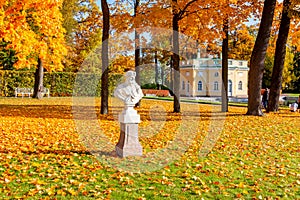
[180,58,249,71]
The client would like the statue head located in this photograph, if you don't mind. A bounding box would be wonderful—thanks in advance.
[125,71,136,85]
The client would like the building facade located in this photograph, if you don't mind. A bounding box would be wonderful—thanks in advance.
[179,58,249,97]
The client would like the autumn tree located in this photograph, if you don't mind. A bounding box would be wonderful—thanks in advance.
[262,31,296,90]
[134,0,142,107]
[111,0,194,112]
[222,18,229,112]
[246,0,277,116]
[0,0,67,98]
[110,0,146,75]
[171,0,200,113]
[195,0,261,112]
[30,1,67,99]
[61,0,102,72]
[100,0,110,114]
[229,25,256,61]
[110,0,262,114]
[268,0,300,112]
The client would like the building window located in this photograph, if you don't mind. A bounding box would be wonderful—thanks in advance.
[239,61,243,66]
[187,81,190,92]
[186,71,190,76]
[198,81,203,91]
[229,61,232,65]
[238,81,243,90]
[214,72,219,77]
[238,72,243,77]
[198,71,203,77]
[214,81,219,91]
[182,81,185,90]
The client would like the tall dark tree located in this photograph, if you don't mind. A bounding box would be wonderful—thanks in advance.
[134,0,141,107]
[172,0,181,113]
[33,58,44,99]
[171,0,197,113]
[100,0,110,114]
[268,0,291,112]
[222,18,229,112]
[246,0,276,116]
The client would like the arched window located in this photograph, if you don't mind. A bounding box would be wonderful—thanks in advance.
[182,81,185,90]
[187,81,190,92]
[198,81,203,91]
[214,81,219,91]
[238,81,243,90]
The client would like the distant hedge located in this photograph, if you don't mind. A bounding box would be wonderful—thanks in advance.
[0,70,122,97]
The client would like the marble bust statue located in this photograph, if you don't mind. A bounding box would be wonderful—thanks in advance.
[114,71,144,105]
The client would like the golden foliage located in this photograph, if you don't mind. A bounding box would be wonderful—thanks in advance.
[0,0,67,71]
[110,55,135,74]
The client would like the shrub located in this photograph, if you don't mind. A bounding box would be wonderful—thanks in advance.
[0,70,122,97]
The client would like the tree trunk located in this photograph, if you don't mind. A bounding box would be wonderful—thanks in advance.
[134,0,141,107]
[33,58,44,99]
[134,31,141,107]
[246,0,276,116]
[161,65,164,85]
[155,50,160,89]
[222,18,229,112]
[172,0,180,113]
[267,0,291,112]
[100,0,110,114]
[170,57,173,92]
[134,39,140,84]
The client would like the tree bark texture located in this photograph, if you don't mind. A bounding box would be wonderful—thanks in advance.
[100,0,110,114]
[134,31,141,107]
[222,19,229,112]
[134,0,141,107]
[33,58,44,99]
[172,0,180,113]
[267,0,291,112]
[246,0,276,116]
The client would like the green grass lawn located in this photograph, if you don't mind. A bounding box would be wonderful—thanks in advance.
[0,97,299,199]
[284,93,300,97]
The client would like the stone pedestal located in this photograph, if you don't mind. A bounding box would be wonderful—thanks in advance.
[115,123,143,158]
[115,105,143,158]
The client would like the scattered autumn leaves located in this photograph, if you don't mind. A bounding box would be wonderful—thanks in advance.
[0,97,299,199]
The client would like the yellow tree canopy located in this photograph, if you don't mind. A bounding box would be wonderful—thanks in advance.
[0,0,67,71]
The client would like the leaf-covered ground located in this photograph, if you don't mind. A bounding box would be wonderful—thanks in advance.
[0,97,299,199]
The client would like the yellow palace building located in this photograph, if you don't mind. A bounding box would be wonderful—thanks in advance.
[179,57,249,97]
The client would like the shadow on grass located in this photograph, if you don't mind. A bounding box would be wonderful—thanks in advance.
[0,103,247,122]
[0,104,74,119]
[0,149,122,159]
[0,149,92,155]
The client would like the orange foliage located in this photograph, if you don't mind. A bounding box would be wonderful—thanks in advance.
[0,0,67,71]
[110,0,264,57]
[110,55,134,74]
